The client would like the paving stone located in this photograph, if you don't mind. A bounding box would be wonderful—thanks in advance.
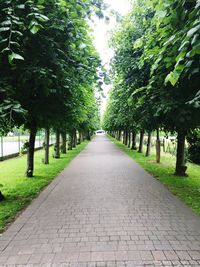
[0,135,200,267]
[152,251,167,261]
[164,251,179,260]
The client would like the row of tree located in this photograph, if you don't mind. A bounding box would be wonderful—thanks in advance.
[0,0,105,178]
[103,0,200,176]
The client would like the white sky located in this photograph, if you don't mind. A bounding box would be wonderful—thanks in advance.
[92,0,131,116]
[94,0,131,65]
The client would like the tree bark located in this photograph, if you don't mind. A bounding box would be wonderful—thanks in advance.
[175,130,187,176]
[156,129,161,163]
[82,131,86,141]
[68,131,73,150]
[118,130,121,141]
[163,138,166,152]
[146,131,152,157]
[54,130,60,158]
[131,131,137,150]
[138,130,144,153]
[26,124,37,177]
[123,131,125,144]
[128,131,131,148]
[74,130,77,147]
[44,127,50,164]
[61,130,67,154]
[87,130,91,141]
[124,131,128,145]
[80,131,83,143]
[77,131,81,144]
[73,130,77,147]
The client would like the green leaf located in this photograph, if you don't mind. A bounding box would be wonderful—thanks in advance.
[165,70,181,86]
[163,35,175,46]
[8,52,24,63]
[156,10,167,18]
[127,98,132,107]
[178,41,190,52]
[1,47,11,53]
[192,43,200,55]
[133,38,143,49]
[0,27,10,32]
[191,34,199,45]
[16,4,25,9]
[175,51,186,63]
[0,20,11,26]
[131,87,147,96]
[187,25,200,37]
[29,24,43,34]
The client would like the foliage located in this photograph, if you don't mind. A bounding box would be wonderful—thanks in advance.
[0,0,104,133]
[0,0,104,175]
[104,0,200,175]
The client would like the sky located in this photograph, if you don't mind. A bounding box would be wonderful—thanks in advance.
[92,0,131,116]
[93,0,131,65]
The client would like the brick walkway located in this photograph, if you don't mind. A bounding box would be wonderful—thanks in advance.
[0,135,200,267]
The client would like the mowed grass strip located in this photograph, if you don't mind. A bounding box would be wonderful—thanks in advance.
[0,141,89,232]
[109,136,200,216]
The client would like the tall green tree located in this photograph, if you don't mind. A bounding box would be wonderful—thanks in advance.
[104,0,200,176]
[0,0,103,177]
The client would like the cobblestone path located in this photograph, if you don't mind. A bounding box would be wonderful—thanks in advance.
[0,135,200,267]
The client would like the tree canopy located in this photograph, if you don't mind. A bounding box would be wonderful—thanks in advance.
[103,0,200,176]
[0,0,105,176]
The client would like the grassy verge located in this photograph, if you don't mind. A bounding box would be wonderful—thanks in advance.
[109,136,200,216]
[0,141,88,232]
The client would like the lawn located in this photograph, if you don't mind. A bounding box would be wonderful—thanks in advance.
[109,136,200,216]
[0,141,88,232]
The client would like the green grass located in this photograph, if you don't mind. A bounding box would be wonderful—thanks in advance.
[0,141,88,232]
[109,136,200,216]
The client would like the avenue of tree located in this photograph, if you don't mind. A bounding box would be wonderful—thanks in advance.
[103,0,200,176]
[0,0,106,189]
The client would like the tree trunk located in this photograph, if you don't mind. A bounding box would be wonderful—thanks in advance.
[118,130,121,141]
[44,127,50,164]
[87,130,91,141]
[128,131,131,148]
[131,131,137,150]
[163,138,166,152]
[54,130,60,158]
[80,131,83,142]
[26,124,37,177]
[156,129,161,163]
[138,130,144,153]
[73,130,77,147]
[77,131,81,145]
[82,131,86,141]
[124,131,128,145]
[0,191,5,201]
[80,131,82,143]
[175,130,187,176]
[61,130,67,154]
[68,133,72,150]
[146,131,152,157]
[123,131,125,144]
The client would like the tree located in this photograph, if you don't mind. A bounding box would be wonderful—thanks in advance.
[0,0,103,177]
[104,0,200,176]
